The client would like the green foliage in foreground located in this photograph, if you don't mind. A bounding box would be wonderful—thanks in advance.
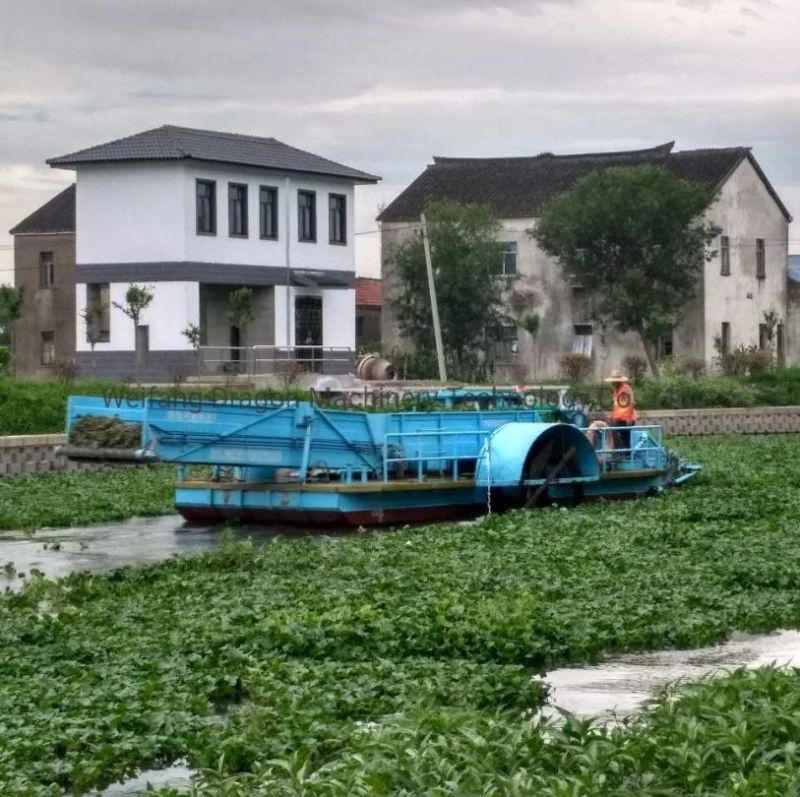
[2,436,800,792]
[571,367,800,411]
[0,379,310,436]
[0,466,174,531]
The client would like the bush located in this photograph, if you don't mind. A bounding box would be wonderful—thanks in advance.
[622,355,648,383]
[0,346,11,375]
[715,343,773,377]
[636,374,758,409]
[559,353,593,383]
[669,355,706,378]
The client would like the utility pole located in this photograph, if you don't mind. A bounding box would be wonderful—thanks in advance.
[420,213,447,382]
[284,176,292,369]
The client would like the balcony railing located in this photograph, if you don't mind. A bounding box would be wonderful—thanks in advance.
[197,345,355,378]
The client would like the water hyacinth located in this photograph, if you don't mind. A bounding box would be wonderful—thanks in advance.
[1,435,800,793]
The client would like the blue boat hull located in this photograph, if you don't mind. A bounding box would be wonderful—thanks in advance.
[175,465,700,527]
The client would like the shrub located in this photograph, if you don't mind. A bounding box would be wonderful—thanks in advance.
[559,353,593,383]
[636,374,758,409]
[714,341,773,377]
[622,355,648,383]
[670,355,706,378]
[0,345,11,374]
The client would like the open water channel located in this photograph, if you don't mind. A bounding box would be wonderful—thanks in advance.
[3,515,800,794]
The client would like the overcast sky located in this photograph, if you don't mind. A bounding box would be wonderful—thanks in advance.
[1,0,798,281]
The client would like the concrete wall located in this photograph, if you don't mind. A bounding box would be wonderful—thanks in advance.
[381,157,789,380]
[356,305,381,349]
[14,232,76,377]
[702,157,788,358]
[787,281,800,366]
[77,161,356,273]
[75,281,199,353]
[74,161,359,361]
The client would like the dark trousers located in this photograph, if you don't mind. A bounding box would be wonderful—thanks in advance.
[611,420,634,451]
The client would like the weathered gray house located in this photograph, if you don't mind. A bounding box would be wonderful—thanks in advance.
[9,185,76,376]
[379,142,792,380]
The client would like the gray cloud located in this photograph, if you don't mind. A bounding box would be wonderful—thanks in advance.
[0,0,798,281]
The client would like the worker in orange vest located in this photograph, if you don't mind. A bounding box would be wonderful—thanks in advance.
[605,368,637,450]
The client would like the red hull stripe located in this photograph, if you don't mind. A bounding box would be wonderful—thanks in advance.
[178,502,482,528]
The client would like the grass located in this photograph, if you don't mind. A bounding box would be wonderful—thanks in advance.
[0,466,175,531]
[4,369,800,439]
[2,435,800,792]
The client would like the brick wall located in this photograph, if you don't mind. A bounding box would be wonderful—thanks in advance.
[639,406,800,435]
[0,434,138,477]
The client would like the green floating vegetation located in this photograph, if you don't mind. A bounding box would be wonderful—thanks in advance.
[0,466,175,531]
[2,435,800,793]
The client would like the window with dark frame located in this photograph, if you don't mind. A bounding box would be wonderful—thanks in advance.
[39,252,54,289]
[759,323,769,351]
[298,190,316,242]
[86,283,111,343]
[228,183,248,237]
[40,331,55,366]
[572,324,593,357]
[721,321,731,355]
[501,242,518,276]
[756,238,766,279]
[329,194,346,244]
[720,235,730,276]
[259,186,278,240]
[196,180,216,235]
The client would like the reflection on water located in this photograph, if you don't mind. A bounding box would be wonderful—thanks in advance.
[0,515,332,592]
[543,630,800,721]
[95,760,194,795]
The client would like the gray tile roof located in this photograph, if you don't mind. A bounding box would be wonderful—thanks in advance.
[48,125,380,183]
[378,142,791,222]
[9,184,75,235]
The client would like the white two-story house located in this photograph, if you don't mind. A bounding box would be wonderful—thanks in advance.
[47,125,379,381]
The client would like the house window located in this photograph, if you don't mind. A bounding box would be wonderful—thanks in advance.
[228,183,248,237]
[720,235,730,276]
[493,324,519,362]
[329,194,347,245]
[86,283,110,343]
[756,238,766,279]
[259,186,278,240]
[572,324,593,357]
[40,331,55,366]
[196,180,216,235]
[720,321,731,355]
[39,252,54,289]
[298,190,316,242]
[657,334,674,359]
[501,242,518,276]
[758,323,770,351]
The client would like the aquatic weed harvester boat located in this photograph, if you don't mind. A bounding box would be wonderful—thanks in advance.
[65,396,700,527]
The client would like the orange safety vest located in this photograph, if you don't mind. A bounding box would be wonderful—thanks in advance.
[611,383,637,423]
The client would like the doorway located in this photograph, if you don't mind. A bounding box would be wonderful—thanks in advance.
[295,296,322,372]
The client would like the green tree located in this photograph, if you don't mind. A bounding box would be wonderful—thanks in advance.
[181,322,203,376]
[532,165,720,375]
[113,284,154,382]
[79,302,105,377]
[389,200,507,381]
[0,286,24,373]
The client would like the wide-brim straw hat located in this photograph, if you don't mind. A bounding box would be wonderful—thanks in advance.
[604,368,629,383]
